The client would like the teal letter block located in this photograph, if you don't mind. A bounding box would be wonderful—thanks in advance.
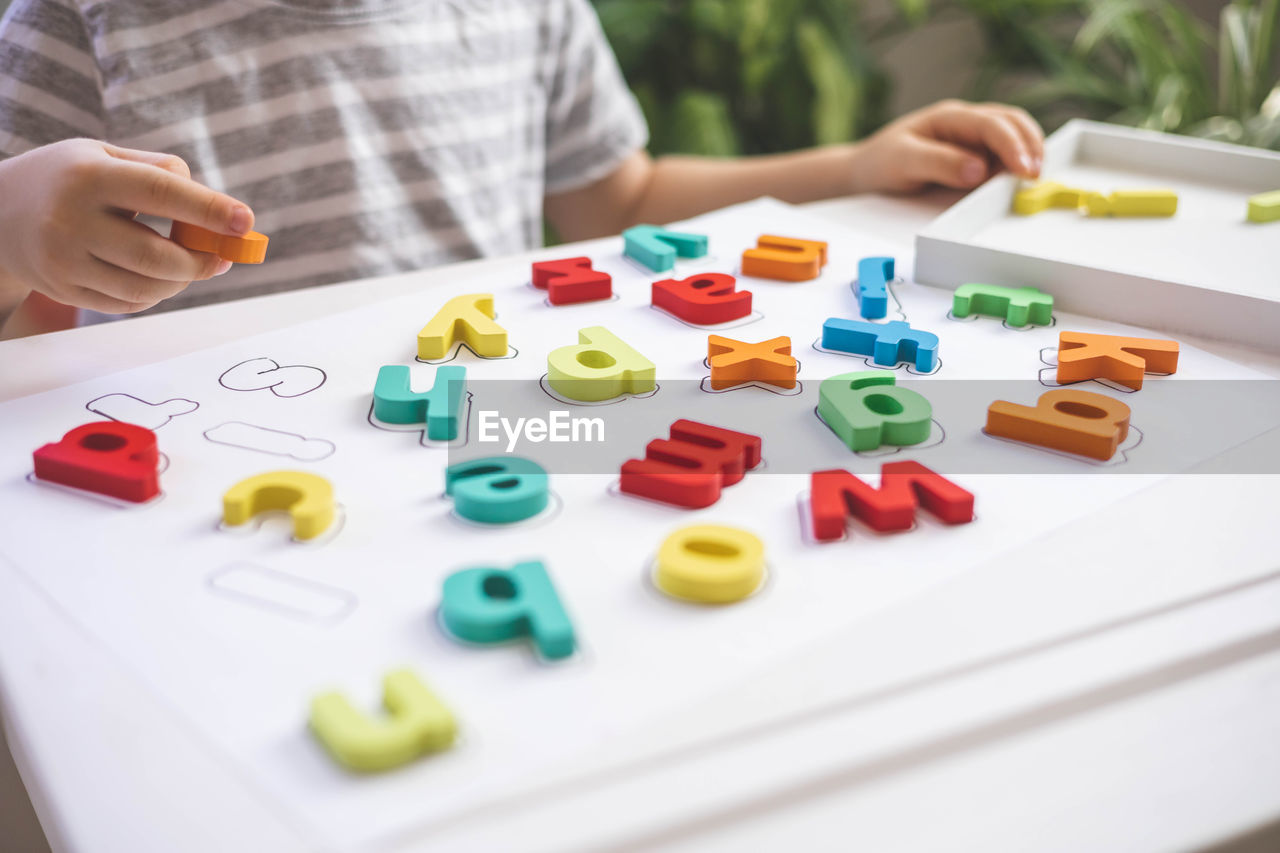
[817,371,933,452]
[373,365,466,440]
[445,457,548,523]
[440,560,575,660]
[623,224,708,272]
[952,283,1053,327]
[821,318,939,372]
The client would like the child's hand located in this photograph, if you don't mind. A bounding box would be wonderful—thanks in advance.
[0,138,255,314]
[850,100,1044,195]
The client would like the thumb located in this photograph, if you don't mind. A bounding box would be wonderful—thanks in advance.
[902,135,988,189]
[101,142,193,180]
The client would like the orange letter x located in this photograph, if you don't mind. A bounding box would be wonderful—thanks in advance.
[708,335,798,390]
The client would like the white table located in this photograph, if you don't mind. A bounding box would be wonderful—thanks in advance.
[3,193,1279,852]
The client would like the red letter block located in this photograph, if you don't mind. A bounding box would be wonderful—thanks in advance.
[532,257,612,305]
[810,461,974,542]
[652,273,752,325]
[620,420,761,508]
[33,421,161,502]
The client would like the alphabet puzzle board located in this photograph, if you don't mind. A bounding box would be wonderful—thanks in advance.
[0,198,1274,849]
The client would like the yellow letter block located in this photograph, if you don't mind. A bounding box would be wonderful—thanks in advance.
[1012,181,1087,215]
[417,293,508,360]
[309,669,457,772]
[547,326,655,402]
[222,470,335,541]
[1248,190,1280,223]
[1081,190,1178,217]
[655,525,765,604]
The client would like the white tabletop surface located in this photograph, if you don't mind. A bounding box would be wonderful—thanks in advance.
[2,192,1279,852]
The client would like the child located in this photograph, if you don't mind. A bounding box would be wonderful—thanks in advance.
[0,0,1043,338]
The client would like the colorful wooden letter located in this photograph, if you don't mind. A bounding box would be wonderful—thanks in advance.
[986,388,1130,461]
[741,235,828,281]
[1248,190,1280,223]
[445,457,548,523]
[1081,190,1178,217]
[531,257,612,305]
[655,525,765,604]
[170,221,269,264]
[440,560,575,659]
[372,365,466,439]
[620,419,761,508]
[546,326,655,402]
[1012,181,1087,215]
[223,470,336,540]
[33,421,160,502]
[952,283,1053,327]
[809,462,975,542]
[707,335,797,390]
[623,224,708,272]
[1056,331,1179,390]
[652,273,752,325]
[855,256,893,320]
[417,294,508,360]
[818,372,933,452]
[309,669,456,772]
[821,318,939,372]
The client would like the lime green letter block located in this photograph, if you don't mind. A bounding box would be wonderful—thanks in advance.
[445,456,549,523]
[952,283,1053,327]
[373,365,465,439]
[309,669,457,772]
[818,371,933,452]
[547,326,656,402]
[417,293,508,359]
[441,560,575,660]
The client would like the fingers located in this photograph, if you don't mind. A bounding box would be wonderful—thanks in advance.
[926,101,1040,178]
[985,104,1045,174]
[101,143,193,180]
[77,254,194,311]
[99,158,254,236]
[87,213,226,284]
[901,135,989,189]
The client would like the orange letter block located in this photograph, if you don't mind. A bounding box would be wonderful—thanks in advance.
[986,389,1130,461]
[707,335,797,390]
[741,235,828,281]
[1056,331,1179,390]
[170,221,270,264]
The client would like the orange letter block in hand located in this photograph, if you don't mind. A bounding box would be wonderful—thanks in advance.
[170,221,270,264]
[986,388,1130,461]
[1056,331,1179,390]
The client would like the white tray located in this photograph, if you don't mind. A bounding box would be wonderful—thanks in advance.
[914,119,1280,351]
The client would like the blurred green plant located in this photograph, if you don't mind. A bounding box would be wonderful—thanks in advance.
[951,0,1280,149]
[591,0,890,156]
[594,0,1279,153]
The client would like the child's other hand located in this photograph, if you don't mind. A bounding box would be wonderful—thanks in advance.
[850,100,1044,195]
[0,138,254,314]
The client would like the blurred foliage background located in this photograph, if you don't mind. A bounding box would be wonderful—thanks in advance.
[590,0,1280,154]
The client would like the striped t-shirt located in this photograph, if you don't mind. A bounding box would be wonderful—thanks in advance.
[0,0,648,312]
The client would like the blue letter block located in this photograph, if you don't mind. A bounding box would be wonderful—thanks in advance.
[623,224,708,272]
[373,365,466,440]
[441,560,575,660]
[445,457,548,523]
[821,319,939,373]
[854,256,893,320]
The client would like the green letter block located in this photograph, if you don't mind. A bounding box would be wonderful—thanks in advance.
[372,364,465,440]
[547,326,656,402]
[623,224,708,272]
[440,560,575,660]
[309,669,457,772]
[445,456,548,523]
[818,371,933,452]
[952,283,1053,327]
